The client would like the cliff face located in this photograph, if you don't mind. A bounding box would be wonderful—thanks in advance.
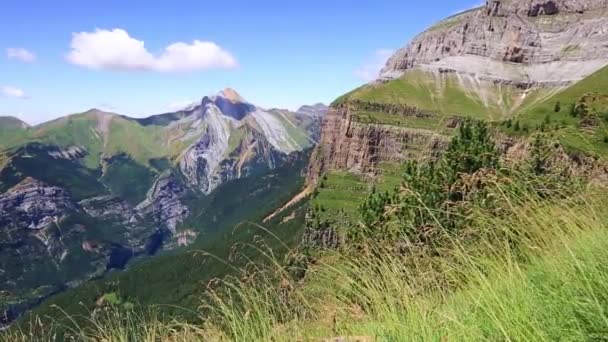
[307,103,448,182]
[0,178,74,230]
[381,0,608,86]
[309,0,608,183]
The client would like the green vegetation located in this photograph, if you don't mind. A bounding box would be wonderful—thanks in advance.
[0,116,29,148]
[356,120,500,242]
[345,70,526,121]
[0,143,106,200]
[8,151,608,341]
[511,65,608,158]
[101,153,155,205]
[11,154,311,333]
[1,110,187,168]
[311,171,367,223]
[352,111,443,130]
[271,110,315,149]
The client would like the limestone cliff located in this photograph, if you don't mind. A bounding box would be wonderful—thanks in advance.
[381,0,608,86]
[307,103,447,182]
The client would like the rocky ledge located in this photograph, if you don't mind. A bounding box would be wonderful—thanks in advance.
[0,177,74,230]
[307,105,448,183]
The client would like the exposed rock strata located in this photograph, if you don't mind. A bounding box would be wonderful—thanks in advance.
[79,195,140,223]
[307,105,448,182]
[0,178,74,230]
[381,0,608,86]
[179,90,319,194]
[136,171,190,233]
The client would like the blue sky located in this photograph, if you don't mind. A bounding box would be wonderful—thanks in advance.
[0,0,480,124]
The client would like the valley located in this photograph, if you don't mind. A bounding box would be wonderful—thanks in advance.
[0,90,327,327]
[5,0,608,340]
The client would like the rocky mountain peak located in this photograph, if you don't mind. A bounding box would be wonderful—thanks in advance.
[219,87,245,103]
[200,90,255,121]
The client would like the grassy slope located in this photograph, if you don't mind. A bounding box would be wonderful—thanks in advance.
[315,66,608,229]
[101,154,155,205]
[290,190,608,341]
[0,144,107,200]
[311,162,404,228]
[7,185,608,341]
[341,70,552,124]
[0,117,29,149]
[28,112,173,168]
[511,65,608,157]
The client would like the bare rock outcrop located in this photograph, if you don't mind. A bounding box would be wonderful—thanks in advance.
[0,177,74,230]
[307,105,448,183]
[380,0,608,86]
[136,171,190,233]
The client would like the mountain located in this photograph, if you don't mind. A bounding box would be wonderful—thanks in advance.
[307,0,608,230]
[0,116,29,129]
[296,103,329,118]
[0,116,29,149]
[0,89,326,326]
[7,1,608,339]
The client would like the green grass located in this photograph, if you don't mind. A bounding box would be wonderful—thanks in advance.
[353,111,444,130]
[198,187,608,341]
[311,162,406,227]
[348,70,521,121]
[8,111,184,168]
[9,183,608,341]
[512,65,608,158]
[271,110,315,149]
[374,162,404,192]
[101,153,155,205]
[0,116,29,148]
[312,171,368,221]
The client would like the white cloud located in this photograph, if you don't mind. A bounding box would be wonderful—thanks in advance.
[67,28,238,72]
[354,49,394,82]
[6,48,37,63]
[1,86,28,99]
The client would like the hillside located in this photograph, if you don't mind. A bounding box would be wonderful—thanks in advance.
[0,89,327,327]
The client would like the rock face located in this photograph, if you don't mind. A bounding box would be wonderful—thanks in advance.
[307,103,448,183]
[136,171,190,233]
[179,89,319,194]
[380,0,608,86]
[0,178,74,230]
[308,0,608,184]
[79,195,140,224]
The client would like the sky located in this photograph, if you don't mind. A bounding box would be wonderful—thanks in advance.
[0,0,481,124]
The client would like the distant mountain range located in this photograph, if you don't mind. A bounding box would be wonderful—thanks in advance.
[0,89,326,325]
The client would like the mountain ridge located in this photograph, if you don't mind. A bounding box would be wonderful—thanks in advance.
[0,89,327,327]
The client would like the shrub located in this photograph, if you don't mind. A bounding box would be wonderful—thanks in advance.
[353,119,499,243]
